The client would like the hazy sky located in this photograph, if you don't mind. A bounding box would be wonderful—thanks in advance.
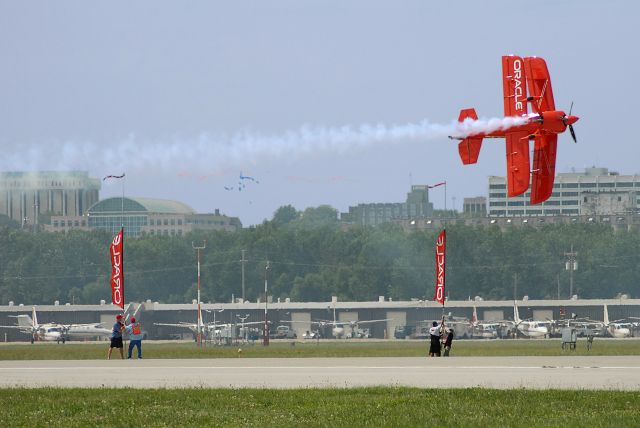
[1,1,638,225]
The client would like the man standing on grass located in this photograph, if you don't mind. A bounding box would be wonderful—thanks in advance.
[107,314,125,360]
[443,329,454,357]
[428,321,442,357]
[126,317,144,359]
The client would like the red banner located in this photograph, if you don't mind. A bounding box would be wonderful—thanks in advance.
[434,229,446,305]
[110,229,124,309]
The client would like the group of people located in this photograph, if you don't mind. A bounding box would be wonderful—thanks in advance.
[428,320,454,357]
[107,314,144,360]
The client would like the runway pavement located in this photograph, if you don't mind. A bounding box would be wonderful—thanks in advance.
[1,356,639,389]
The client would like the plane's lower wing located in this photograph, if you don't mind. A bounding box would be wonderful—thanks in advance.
[530,133,557,205]
[505,131,531,197]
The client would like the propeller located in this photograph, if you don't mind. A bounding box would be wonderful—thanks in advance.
[563,101,578,143]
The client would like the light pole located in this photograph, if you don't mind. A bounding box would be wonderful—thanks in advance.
[263,261,270,346]
[565,245,578,299]
[240,250,246,303]
[192,241,207,347]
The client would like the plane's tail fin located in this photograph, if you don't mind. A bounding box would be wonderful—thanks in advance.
[456,108,483,165]
[604,304,609,325]
[32,306,38,328]
[471,305,478,326]
[514,301,521,324]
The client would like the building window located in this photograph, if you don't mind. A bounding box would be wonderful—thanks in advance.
[617,182,634,188]
[562,209,579,214]
[599,183,615,188]
[508,201,525,206]
[562,192,579,197]
[580,183,597,188]
[489,184,506,189]
[170,219,175,225]
[490,193,506,198]
[177,219,183,225]
[163,219,168,226]
[544,209,561,215]
[562,183,579,188]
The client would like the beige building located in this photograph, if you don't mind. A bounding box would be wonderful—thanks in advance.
[0,171,100,227]
[46,197,241,237]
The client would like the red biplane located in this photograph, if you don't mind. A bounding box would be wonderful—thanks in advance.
[450,55,579,204]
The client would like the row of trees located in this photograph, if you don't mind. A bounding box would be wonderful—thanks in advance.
[1,205,639,305]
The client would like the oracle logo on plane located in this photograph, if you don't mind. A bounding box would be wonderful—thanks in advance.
[513,59,524,112]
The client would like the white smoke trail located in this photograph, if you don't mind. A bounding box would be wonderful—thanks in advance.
[2,116,527,173]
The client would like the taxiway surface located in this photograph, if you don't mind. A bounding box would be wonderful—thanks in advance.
[1,356,639,389]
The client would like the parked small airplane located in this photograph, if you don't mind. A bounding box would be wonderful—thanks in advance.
[286,307,391,339]
[603,304,632,338]
[514,302,549,339]
[450,55,579,204]
[0,307,111,343]
[155,310,264,341]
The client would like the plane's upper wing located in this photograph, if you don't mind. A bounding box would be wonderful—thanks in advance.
[524,57,555,114]
[505,131,531,197]
[502,55,528,117]
[530,133,558,205]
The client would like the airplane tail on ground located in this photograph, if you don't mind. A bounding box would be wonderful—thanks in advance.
[604,304,609,326]
[513,301,522,324]
[456,108,484,165]
[32,307,38,328]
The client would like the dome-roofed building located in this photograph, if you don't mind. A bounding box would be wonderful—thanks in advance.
[46,197,241,237]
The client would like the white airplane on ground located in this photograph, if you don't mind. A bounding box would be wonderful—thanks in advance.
[603,304,632,338]
[155,310,264,341]
[514,302,549,339]
[468,306,514,339]
[0,307,113,343]
[286,307,391,339]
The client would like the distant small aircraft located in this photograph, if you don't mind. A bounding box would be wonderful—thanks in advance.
[285,307,391,339]
[450,55,579,205]
[603,304,632,338]
[0,307,111,343]
[513,301,550,339]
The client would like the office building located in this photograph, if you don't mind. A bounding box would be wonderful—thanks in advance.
[488,167,640,217]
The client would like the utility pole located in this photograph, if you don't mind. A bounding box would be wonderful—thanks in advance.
[263,261,270,346]
[240,250,246,303]
[565,245,578,299]
[193,240,207,347]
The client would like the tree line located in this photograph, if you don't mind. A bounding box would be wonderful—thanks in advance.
[1,205,639,305]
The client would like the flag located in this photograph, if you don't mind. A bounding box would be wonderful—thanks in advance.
[110,228,124,309]
[103,173,125,181]
[428,181,446,189]
[434,229,446,305]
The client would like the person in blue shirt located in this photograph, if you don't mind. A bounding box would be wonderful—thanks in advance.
[107,314,125,360]
[126,317,144,359]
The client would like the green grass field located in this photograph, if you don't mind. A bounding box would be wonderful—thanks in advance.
[1,387,639,427]
[0,338,638,360]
